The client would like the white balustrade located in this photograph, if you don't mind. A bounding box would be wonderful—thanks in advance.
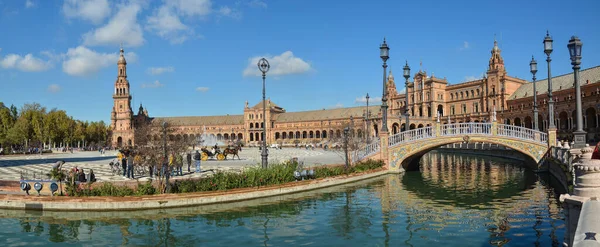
[388,126,435,147]
[352,138,381,163]
[497,124,547,144]
[440,123,492,136]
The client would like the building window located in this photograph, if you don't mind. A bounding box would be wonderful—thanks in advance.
[474,103,479,113]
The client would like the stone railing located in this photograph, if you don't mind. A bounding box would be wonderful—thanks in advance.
[352,138,380,163]
[388,122,548,147]
[440,123,492,136]
[388,126,435,147]
[497,123,547,144]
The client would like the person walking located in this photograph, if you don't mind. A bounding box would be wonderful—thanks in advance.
[121,153,127,177]
[127,153,135,179]
[176,152,183,176]
[186,152,192,173]
[194,150,201,173]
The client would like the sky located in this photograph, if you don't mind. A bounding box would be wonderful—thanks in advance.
[0,0,599,123]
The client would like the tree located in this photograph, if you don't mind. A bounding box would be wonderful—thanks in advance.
[0,104,15,147]
[327,121,368,166]
[132,119,196,193]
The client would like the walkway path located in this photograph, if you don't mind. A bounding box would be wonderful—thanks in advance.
[0,147,345,182]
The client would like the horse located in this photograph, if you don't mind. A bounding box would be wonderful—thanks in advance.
[223,146,242,160]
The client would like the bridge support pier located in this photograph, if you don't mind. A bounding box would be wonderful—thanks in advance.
[547,129,557,148]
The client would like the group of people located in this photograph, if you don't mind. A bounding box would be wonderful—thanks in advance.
[51,160,96,183]
[114,148,204,179]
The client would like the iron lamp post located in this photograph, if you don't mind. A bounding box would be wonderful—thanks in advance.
[403,61,410,131]
[568,36,585,148]
[366,93,370,144]
[544,31,556,130]
[530,56,539,131]
[380,38,390,133]
[258,58,270,168]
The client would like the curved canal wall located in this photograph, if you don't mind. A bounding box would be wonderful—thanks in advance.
[0,169,388,212]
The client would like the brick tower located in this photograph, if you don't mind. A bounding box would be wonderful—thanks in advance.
[110,45,134,147]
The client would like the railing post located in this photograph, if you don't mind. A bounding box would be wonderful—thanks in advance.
[380,131,390,171]
[491,122,498,136]
[547,129,557,148]
[435,121,441,138]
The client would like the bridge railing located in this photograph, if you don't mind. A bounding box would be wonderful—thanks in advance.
[352,138,380,163]
[389,126,435,147]
[497,124,547,144]
[440,123,492,136]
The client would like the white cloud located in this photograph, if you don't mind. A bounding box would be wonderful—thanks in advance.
[243,51,312,77]
[146,0,242,44]
[0,53,52,72]
[459,41,469,51]
[327,103,344,109]
[62,0,111,24]
[147,66,174,75]
[142,80,164,88]
[196,87,209,92]
[218,6,241,19]
[25,0,35,8]
[167,0,213,17]
[62,46,137,77]
[355,96,382,104]
[146,5,191,44]
[82,2,144,47]
[247,0,267,8]
[47,84,61,93]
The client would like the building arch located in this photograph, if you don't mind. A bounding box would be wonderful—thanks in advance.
[586,107,596,130]
[117,136,123,147]
[514,117,522,127]
[238,133,243,140]
[524,116,533,129]
[315,130,321,138]
[309,131,314,138]
[559,111,569,130]
[392,123,400,134]
[275,132,280,139]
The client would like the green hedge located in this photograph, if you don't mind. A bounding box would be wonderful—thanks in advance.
[68,159,384,197]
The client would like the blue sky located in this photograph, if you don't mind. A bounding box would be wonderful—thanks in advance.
[0,0,599,123]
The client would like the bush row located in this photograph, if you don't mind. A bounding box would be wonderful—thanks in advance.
[67,159,384,197]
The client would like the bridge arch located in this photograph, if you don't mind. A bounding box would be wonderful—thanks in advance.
[394,137,540,171]
[387,123,548,172]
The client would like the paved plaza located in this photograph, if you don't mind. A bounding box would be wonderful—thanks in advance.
[0,147,345,182]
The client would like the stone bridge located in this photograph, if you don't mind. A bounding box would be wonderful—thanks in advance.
[353,120,553,172]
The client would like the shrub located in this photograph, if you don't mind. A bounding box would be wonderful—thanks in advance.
[72,159,384,196]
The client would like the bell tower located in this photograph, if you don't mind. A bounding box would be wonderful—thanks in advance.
[110,45,134,147]
[486,37,508,113]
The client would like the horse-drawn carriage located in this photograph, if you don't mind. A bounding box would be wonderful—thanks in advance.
[200,145,242,161]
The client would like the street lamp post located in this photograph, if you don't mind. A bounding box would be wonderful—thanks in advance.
[403,61,411,131]
[530,56,539,131]
[380,38,390,133]
[343,127,349,170]
[568,36,585,148]
[258,58,270,168]
[366,93,370,144]
[544,31,556,130]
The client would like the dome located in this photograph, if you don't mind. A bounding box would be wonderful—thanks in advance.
[118,48,127,64]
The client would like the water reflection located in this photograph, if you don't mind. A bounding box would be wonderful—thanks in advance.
[0,152,565,246]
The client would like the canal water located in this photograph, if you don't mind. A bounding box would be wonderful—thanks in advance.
[0,152,565,246]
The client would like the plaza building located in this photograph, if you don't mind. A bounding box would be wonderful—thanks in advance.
[501,65,600,142]
[109,47,380,147]
[110,39,600,148]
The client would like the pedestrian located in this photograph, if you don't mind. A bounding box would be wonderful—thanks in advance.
[176,152,183,176]
[186,152,192,173]
[194,150,201,173]
[121,154,127,177]
[127,153,134,179]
